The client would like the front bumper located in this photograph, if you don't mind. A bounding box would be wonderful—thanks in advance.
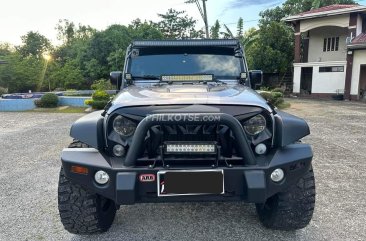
[61,143,313,205]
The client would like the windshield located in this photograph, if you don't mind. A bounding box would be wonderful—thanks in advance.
[127,47,244,80]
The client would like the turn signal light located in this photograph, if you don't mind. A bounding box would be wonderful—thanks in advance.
[71,166,89,175]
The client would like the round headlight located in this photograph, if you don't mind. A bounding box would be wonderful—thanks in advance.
[243,114,266,135]
[113,115,137,137]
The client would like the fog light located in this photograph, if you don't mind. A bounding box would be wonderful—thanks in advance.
[270,168,284,182]
[95,170,109,185]
[113,145,125,157]
[255,143,267,155]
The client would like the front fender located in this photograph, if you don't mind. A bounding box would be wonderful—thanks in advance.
[70,110,105,149]
[274,111,310,147]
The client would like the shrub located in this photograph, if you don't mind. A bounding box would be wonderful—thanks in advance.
[90,100,109,110]
[91,79,114,91]
[259,86,270,91]
[259,91,272,101]
[85,90,110,110]
[272,87,285,94]
[34,99,43,108]
[84,99,110,110]
[0,86,8,96]
[92,90,110,101]
[259,91,284,107]
[84,99,93,106]
[39,93,59,108]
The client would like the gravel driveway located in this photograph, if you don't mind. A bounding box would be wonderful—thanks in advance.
[0,99,365,241]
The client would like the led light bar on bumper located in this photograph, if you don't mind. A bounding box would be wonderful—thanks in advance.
[165,143,216,154]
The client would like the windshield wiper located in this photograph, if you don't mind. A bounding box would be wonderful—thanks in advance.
[132,75,160,80]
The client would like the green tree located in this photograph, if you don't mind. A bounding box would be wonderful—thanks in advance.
[237,17,244,38]
[157,9,203,39]
[49,60,86,90]
[56,19,76,44]
[80,24,132,80]
[128,19,164,40]
[56,19,96,44]
[17,31,51,58]
[246,22,294,73]
[240,28,258,50]
[0,52,44,92]
[1,19,164,92]
[0,43,12,57]
[54,19,96,66]
[76,21,164,83]
[91,79,114,90]
[220,24,234,39]
[210,20,221,39]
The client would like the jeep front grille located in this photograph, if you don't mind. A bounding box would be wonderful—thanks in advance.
[140,123,238,165]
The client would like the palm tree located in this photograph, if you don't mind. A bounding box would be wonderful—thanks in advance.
[240,28,259,50]
[220,24,234,39]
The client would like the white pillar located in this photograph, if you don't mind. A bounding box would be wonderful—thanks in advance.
[293,65,302,93]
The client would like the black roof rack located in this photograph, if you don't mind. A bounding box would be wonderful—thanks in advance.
[132,39,240,47]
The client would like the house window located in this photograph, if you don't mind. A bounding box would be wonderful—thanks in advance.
[323,37,340,52]
[319,66,344,72]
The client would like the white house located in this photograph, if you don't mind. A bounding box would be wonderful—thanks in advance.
[285,4,366,100]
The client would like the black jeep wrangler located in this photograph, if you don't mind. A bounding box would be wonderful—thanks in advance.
[58,40,315,234]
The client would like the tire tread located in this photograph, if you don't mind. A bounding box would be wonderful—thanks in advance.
[256,166,316,230]
[58,141,116,234]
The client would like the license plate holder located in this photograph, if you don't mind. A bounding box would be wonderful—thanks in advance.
[157,170,224,197]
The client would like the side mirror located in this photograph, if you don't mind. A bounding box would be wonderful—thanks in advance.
[110,71,123,90]
[249,70,263,89]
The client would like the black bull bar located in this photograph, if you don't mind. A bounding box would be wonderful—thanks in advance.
[124,113,256,167]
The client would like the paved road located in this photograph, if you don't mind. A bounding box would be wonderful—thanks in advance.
[0,99,365,241]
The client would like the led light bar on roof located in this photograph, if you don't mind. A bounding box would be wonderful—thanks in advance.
[132,40,239,47]
[161,75,213,82]
[165,143,216,154]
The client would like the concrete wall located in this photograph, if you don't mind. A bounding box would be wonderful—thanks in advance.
[312,65,346,94]
[293,61,347,94]
[350,50,366,96]
[58,97,89,107]
[300,14,349,32]
[0,99,36,111]
[308,26,348,62]
[0,96,89,112]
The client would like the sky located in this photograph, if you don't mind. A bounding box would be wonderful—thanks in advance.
[1,0,366,46]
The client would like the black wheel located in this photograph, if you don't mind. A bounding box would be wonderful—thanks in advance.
[58,141,116,234]
[256,165,316,230]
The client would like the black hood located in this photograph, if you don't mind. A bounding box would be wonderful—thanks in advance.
[107,84,271,114]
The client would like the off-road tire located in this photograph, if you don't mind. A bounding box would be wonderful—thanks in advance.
[256,165,316,230]
[58,141,116,234]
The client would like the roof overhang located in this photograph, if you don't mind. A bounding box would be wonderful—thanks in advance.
[348,44,366,50]
[132,39,240,48]
[284,5,366,22]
